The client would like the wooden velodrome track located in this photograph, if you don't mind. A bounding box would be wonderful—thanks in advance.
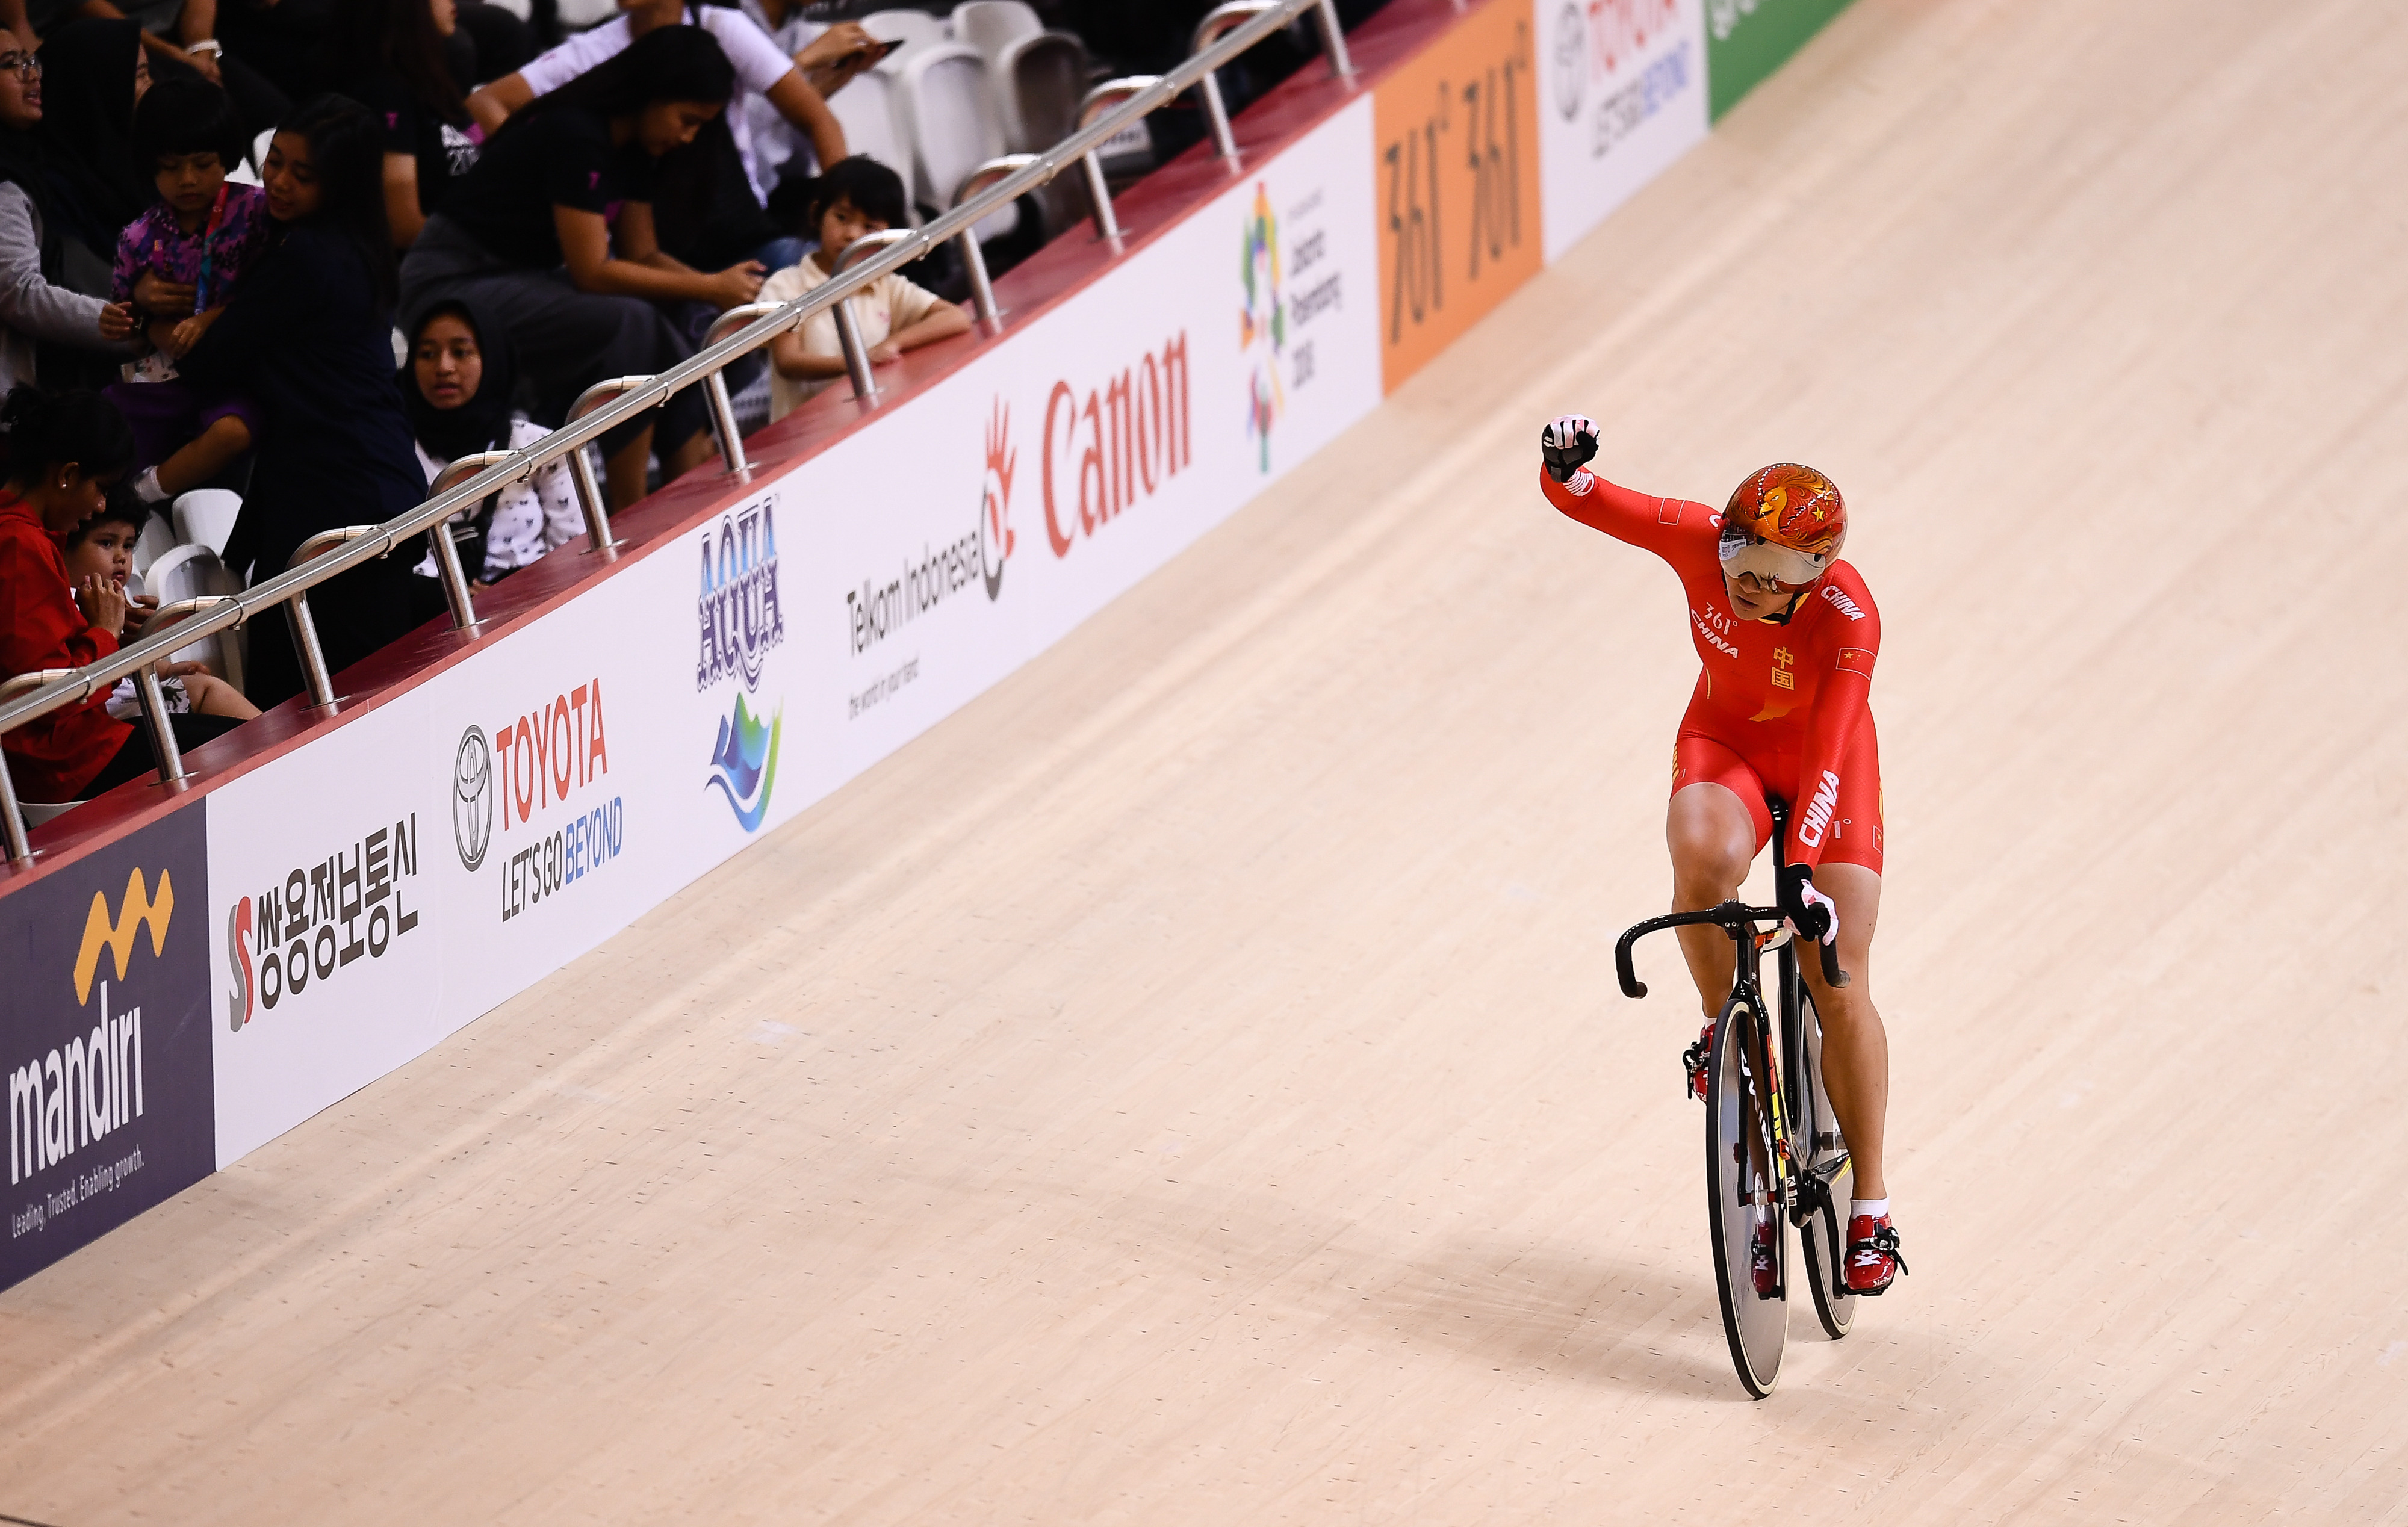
[8,1,2407,1520]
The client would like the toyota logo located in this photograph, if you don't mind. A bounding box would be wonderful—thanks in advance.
[453,724,494,871]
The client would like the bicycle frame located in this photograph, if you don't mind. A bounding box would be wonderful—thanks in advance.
[1613,802,1853,1268]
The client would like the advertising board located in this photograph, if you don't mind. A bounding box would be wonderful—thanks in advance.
[1536,0,1708,261]
[1371,0,1545,392]
[4,808,215,1290]
[1704,0,1854,120]
[740,94,1385,801]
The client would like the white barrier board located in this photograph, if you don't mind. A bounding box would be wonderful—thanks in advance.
[1538,0,1710,262]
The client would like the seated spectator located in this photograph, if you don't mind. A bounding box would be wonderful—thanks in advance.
[736,7,880,194]
[399,296,579,608]
[0,36,142,392]
[0,385,241,801]
[105,75,268,506]
[60,484,258,721]
[338,0,483,250]
[467,0,845,275]
[175,94,427,707]
[400,25,757,510]
[31,19,150,314]
[37,0,290,146]
[762,157,967,422]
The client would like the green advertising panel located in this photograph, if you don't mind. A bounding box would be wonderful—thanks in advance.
[1706,0,1856,122]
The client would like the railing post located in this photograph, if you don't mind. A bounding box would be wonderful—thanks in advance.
[958,230,999,325]
[828,231,919,403]
[951,156,1041,323]
[1313,0,1353,76]
[832,299,879,400]
[424,450,523,629]
[1081,152,1121,240]
[701,302,784,475]
[429,521,480,630]
[1192,2,1283,162]
[564,376,656,552]
[1075,79,1161,241]
[0,752,29,863]
[132,666,185,785]
[286,591,337,708]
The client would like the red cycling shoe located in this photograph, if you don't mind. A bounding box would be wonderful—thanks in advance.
[1843,1212,1909,1295]
[1682,1021,1713,1101]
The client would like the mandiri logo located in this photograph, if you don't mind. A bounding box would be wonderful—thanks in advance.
[705,692,780,834]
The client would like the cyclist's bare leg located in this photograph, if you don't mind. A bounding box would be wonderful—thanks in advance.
[1670,784,1891,1200]
[1798,861,1887,1200]
[1666,782,1755,1017]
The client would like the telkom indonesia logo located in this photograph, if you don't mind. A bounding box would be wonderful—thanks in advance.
[1240,182,1285,473]
[980,397,1017,598]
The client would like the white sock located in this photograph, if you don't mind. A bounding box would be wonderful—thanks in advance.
[1850,1197,1890,1222]
[131,466,167,504]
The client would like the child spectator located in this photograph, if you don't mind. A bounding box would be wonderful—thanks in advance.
[59,484,258,722]
[106,74,268,507]
[399,296,579,606]
[761,156,968,421]
[0,385,240,801]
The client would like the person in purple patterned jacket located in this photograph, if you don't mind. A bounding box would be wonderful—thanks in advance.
[103,75,270,509]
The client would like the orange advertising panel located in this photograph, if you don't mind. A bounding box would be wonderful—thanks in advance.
[1372,0,1542,393]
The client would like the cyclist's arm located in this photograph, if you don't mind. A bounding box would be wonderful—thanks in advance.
[1787,606,1880,870]
[1537,463,1706,562]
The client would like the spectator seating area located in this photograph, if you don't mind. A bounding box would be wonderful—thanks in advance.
[0,0,1371,827]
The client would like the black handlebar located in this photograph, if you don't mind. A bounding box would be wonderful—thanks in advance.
[1615,900,1849,997]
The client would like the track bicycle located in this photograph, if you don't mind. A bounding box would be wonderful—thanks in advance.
[1613,799,1857,1399]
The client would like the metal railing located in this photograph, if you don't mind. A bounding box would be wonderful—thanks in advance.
[0,0,1353,863]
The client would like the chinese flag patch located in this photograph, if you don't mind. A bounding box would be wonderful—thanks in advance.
[1835,647,1876,678]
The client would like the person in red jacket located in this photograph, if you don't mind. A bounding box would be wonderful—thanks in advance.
[0,386,240,804]
[1537,415,1904,1296]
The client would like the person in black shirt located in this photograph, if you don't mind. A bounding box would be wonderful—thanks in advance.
[397,24,759,511]
[175,94,429,709]
[338,0,480,250]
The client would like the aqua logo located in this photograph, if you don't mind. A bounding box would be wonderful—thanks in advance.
[705,692,781,833]
[697,494,786,693]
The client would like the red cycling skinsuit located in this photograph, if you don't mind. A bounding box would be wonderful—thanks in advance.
[1539,464,1884,875]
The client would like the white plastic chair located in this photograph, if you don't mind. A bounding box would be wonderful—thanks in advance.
[897,45,1014,240]
[22,799,81,825]
[172,488,242,559]
[129,512,175,583]
[825,65,911,181]
[997,31,1086,153]
[951,1,1041,64]
[140,542,246,694]
[863,10,946,67]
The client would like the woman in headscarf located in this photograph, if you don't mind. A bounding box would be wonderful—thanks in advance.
[0,32,140,393]
[398,294,579,618]
[33,18,152,305]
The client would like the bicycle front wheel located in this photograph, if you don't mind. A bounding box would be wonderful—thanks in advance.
[1705,996,1786,1398]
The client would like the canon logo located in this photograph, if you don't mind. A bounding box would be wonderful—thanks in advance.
[1043,332,1192,557]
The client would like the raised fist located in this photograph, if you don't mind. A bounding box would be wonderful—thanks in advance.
[1541,415,1598,483]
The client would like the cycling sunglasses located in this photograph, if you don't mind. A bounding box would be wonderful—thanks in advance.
[1718,527,1829,590]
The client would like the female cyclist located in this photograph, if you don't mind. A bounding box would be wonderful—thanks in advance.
[1537,415,1905,1295]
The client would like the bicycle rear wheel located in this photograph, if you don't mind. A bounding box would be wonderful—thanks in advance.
[1705,996,1786,1398]
[1794,985,1858,1340]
